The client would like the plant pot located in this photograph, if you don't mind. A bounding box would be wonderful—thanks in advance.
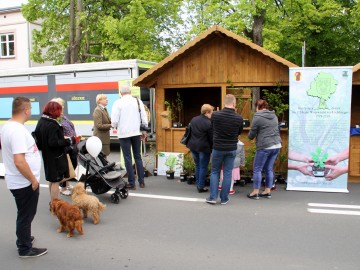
[187,175,196,185]
[312,165,325,177]
[180,172,187,182]
[153,168,158,176]
[166,171,175,179]
[144,169,149,177]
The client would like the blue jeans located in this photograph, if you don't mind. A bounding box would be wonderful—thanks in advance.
[252,148,280,189]
[190,150,211,190]
[119,136,144,186]
[209,149,236,202]
[10,185,39,255]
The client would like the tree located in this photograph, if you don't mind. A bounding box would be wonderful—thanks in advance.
[22,0,182,64]
[265,0,360,66]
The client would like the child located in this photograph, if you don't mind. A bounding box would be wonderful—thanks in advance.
[218,140,245,195]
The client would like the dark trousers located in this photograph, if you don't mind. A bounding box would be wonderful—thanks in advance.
[119,136,144,186]
[10,184,39,255]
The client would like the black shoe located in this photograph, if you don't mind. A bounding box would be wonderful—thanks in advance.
[259,193,272,199]
[139,183,145,188]
[197,188,208,193]
[247,193,259,200]
[19,247,48,258]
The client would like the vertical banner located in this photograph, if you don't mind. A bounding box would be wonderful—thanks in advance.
[287,67,352,193]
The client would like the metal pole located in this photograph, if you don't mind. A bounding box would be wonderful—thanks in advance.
[302,41,306,67]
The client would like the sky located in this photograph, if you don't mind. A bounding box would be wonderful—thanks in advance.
[0,0,27,9]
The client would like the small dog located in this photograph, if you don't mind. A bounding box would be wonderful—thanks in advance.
[49,198,84,237]
[72,182,106,225]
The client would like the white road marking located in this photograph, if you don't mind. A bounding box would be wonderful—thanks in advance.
[40,183,205,203]
[307,203,360,216]
[128,193,205,202]
[308,203,360,209]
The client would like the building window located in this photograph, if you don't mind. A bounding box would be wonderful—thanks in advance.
[0,33,15,58]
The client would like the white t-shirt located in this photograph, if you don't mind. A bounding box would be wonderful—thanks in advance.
[0,121,41,190]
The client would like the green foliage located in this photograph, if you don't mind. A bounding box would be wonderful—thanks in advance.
[262,83,289,121]
[244,141,256,174]
[22,0,182,64]
[182,152,195,174]
[165,154,177,172]
[311,147,328,168]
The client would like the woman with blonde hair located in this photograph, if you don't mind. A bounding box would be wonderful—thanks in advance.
[186,104,214,193]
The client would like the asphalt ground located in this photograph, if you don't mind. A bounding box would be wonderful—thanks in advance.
[1,148,360,270]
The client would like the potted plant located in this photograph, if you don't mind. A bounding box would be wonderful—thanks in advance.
[181,152,193,182]
[311,147,328,177]
[165,154,177,179]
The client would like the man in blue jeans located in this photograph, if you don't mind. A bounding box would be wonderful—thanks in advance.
[111,85,148,190]
[206,94,243,205]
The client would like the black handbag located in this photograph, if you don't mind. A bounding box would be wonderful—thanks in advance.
[180,124,191,145]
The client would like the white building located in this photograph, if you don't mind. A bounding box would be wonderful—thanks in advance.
[0,0,51,69]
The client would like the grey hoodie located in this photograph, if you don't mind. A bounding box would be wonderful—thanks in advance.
[248,110,282,150]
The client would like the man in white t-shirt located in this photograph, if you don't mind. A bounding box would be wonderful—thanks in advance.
[111,85,148,190]
[0,97,47,258]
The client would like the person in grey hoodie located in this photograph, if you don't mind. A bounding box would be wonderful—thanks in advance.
[247,99,282,200]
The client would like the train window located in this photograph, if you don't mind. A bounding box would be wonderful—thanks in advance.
[0,97,13,118]
[67,100,90,115]
[31,102,40,115]
[106,93,120,117]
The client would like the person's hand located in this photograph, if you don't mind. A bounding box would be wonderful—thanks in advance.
[324,165,348,180]
[141,132,147,140]
[296,163,314,176]
[288,163,314,176]
[31,181,39,191]
[325,156,340,166]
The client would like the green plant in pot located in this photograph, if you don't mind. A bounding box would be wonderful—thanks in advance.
[182,152,194,182]
[311,147,328,177]
[165,154,177,179]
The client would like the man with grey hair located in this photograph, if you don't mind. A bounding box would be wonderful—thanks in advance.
[111,84,148,189]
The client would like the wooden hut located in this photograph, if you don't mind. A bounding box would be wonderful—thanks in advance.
[350,63,360,178]
[133,26,297,158]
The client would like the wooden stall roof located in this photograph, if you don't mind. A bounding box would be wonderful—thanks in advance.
[353,63,360,85]
[133,25,297,87]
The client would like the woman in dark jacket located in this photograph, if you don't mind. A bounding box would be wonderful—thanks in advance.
[34,101,73,200]
[186,104,213,193]
[247,99,282,200]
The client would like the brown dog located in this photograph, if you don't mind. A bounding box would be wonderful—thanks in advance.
[72,183,106,225]
[49,198,84,237]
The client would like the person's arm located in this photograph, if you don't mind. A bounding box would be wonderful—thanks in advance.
[326,148,349,165]
[139,99,149,127]
[14,153,39,191]
[111,102,119,129]
[288,150,312,163]
[248,123,257,140]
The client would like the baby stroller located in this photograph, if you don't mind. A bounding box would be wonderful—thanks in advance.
[77,140,128,204]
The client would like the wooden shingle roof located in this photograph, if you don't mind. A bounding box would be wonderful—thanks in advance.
[133,25,297,87]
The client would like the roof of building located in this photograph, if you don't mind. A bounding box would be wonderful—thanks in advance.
[133,25,297,87]
[353,63,360,73]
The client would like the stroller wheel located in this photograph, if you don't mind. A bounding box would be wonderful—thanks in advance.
[110,193,120,204]
[120,189,128,199]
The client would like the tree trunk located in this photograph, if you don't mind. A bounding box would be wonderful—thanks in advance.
[73,0,83,63]
[66,0,75,64]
